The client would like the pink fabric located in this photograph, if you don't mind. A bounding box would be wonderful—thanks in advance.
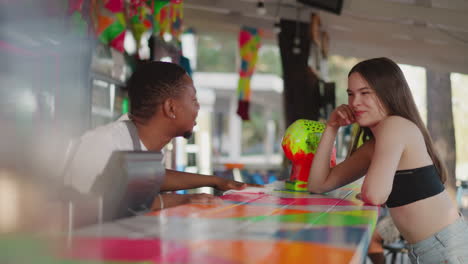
[104,0,124,13]
[238,30,251,47]
[222,193,360,206]
[68,0,84,14]
[110,32,126,53]
[63,237,233,263]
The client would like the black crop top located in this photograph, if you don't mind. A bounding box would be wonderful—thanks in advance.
[386,165,444,208]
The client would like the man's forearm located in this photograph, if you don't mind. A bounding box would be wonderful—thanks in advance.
[160,169,218,191]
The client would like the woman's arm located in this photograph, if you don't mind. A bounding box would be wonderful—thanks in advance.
[307,125,339,193]
[308,104,372,193]
[151,193,222,210]
[160,169,248,191]
[360,117,407,205]
[308,135,373,193]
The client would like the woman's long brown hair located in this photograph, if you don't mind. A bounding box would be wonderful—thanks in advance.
[347,57,447,183]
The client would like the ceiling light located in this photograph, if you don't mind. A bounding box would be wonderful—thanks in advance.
[257,1,267,15]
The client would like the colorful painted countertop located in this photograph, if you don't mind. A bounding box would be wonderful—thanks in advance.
[58,181,378,264]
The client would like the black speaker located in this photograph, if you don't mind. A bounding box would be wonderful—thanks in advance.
[297,0,344,15]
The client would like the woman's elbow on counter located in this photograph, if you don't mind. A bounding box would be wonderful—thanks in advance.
[361,191,387,206]
[308,181,328,194]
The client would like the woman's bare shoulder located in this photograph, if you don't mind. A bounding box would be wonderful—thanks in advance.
[376,116,427,160]
[379,116,420,135]
[381,115,416,126]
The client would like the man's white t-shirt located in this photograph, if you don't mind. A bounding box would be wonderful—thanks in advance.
[68,114,148,193]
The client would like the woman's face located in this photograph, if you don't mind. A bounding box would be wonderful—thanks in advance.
[347,72,388,128]
[173,75,200,139]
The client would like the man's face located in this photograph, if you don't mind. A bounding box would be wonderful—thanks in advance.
[173,75,200,139]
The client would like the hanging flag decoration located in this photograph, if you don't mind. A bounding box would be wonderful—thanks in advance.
[150,0,170,36]
[128,0,153,49]
[72,0,184,54]
[237,26,261,121]
[156,4,171,37]
[169,0,183,46]
[94,0,126,53]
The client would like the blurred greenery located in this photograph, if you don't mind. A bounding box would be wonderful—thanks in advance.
[241,104,283,155]
[451,73,468,179]
[196,34,237,72]
[257,45,282,77]
[196,33,282,77]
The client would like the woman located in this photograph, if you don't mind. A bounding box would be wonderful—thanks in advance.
[308,57,468,263]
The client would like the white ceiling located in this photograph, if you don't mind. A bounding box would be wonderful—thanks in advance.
[184,0,468,74]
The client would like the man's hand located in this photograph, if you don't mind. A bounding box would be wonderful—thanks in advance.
[152,193,223,210]
[186,193,223,204]
[327,104,356,128]
[214,178,246,191]
[213,177,264,191]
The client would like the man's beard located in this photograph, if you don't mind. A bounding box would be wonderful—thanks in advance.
[182,130,193,139]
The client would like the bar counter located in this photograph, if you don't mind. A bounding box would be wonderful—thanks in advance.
[63,181,379,264]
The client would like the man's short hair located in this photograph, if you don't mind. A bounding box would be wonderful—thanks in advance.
[127,61,187,121]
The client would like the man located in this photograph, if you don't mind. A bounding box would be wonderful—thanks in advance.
[68,61,249,210]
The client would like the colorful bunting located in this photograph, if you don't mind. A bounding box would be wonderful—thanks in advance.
[68,0,184,54]
[169,0,183,44]
[94,0,127,53]
[128,0,153,49]
[149,0,170,35]
[156,4,171,37]
[237,26,261,120]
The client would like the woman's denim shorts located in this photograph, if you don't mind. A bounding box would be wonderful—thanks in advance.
[408,214,468,264]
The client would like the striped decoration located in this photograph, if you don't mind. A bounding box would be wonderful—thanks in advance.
[237,26,261,120]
